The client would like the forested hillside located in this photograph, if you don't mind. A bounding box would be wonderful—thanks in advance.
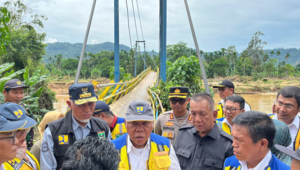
[43,42,300,65]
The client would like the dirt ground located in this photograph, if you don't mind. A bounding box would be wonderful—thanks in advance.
[48,77,111,95]
[208,75,300,94]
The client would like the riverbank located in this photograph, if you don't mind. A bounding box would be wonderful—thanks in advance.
[208,75,300,94]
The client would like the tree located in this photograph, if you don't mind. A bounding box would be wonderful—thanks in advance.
[166,41,195,62]
[4,0,47,30]
[247,31,267,72]
[270,50,275,58]
[208,58,229,77]
[276,50,281,78]
[0,7,11,55]
[263,53,269,72]
[62,58,78,71]
[285,53,290,64]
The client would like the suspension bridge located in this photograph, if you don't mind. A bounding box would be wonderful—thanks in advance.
[74,0,210,118]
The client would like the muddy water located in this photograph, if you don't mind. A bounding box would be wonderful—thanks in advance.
[53,93,277,115]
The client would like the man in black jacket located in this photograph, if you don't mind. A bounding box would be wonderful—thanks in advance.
[40,83,110,170]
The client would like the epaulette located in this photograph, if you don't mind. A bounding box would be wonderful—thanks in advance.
[179,124,194,130]
[219,129,233,141]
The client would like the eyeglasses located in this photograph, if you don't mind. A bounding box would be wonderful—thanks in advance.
[218,88,226,92]
[275,100,294,109]
[223,106,241,113]
[16,128,30,138]
[0,131,18,144]
[169,98,187,105]
[127,121,152,128]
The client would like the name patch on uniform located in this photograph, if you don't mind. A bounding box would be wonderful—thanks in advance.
[58,135,69,145]
[170,113,174,120]
[163,127,175,130]
[98,131,106,140]
[165,122,174,126]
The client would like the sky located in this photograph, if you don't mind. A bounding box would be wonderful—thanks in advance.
[25,0,300,52]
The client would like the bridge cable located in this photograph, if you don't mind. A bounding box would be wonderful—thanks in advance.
[125,0,132,49]
[131,0,139,41]
[135,0,144,41]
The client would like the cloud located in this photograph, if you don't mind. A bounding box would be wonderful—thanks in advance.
[46,38,58,43]
[91,39,98,45]
[28,0,300,52]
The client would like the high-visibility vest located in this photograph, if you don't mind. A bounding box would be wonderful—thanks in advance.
[111,117,127,140]
[111,133,171,170]
[3,150,40,170]
[224,154,290,170]
[216,118,231,135]
[216,102,224,119]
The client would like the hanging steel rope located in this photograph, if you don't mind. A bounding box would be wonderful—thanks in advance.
[131,0,139,41]
[125,0,132,49]
[135,0,144,41]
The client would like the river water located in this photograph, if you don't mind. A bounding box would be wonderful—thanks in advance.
[53,93,277,115]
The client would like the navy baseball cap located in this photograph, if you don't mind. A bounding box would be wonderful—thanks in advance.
[213,80,235,89]
[94,101,110,114]
[69,83,97,105]
[125,100,154,122]
[0,115,26,132]
[4,79,28,89]
[0,103,36,129]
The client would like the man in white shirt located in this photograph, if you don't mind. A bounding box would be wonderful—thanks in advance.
[272,86,300,150]
[111,100,181,170]
[224,111,290,170]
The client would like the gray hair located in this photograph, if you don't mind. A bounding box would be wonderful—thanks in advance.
[191,93,214,111]
[232,111,276,149]
[61,136,119,170]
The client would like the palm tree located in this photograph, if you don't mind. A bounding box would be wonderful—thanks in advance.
[220,48,227,57]
[270,51,275,58]
[276,50,281,78]
[263,53,269,72]
[285,53,290,64]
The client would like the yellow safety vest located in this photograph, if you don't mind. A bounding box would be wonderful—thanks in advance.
[216,120,231,135]
[3,150,40,170]
[111,118,127,140]
[112,133,171,170]
[216,102,224,119]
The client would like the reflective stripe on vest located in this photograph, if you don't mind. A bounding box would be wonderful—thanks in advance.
[111,122,127,140]
[3,150,40,170]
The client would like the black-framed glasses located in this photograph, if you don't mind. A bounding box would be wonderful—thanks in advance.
[0,131,18,144]
[218,88,227,92]
[223,106,241,113]
[170,98,187,105]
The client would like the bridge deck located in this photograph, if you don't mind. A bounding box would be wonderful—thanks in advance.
[109,71,157,118]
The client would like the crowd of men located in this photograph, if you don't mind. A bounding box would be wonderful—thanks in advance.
[0,78,300,170]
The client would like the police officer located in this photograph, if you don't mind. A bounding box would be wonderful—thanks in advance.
[40,83,110,170]
[93,100,127,140]
[1,79,35,150]
[174,93,233,170]
[213,80,251,118]
[154,86,192,145]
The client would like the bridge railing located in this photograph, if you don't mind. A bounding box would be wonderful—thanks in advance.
[146,69,165,119]
[94,67,151,104]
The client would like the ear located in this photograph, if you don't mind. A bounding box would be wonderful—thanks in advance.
[212,110,217,120]
[241,109,245,113]
[100,112,106,118]
[297,106,300,113]
[259,139,269,150]
[66,100,72,108]
[3,90,7,96]
[230,88,234,93]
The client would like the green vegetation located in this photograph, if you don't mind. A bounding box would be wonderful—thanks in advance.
[0,0,56,118]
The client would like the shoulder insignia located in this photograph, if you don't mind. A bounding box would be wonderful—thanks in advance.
[179,124,194,130]
[188,115,192,121]
[219,130,233,141]
[170,113,174,120]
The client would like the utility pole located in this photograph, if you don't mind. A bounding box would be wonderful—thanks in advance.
[114,0,120,82]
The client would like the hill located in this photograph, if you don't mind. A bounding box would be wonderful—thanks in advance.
[43,42,300,65]
[43,42,131,63]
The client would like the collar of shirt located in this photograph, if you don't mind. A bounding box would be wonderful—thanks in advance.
[127,135,150,154]
[110,115,118,131]
[192,123,219,139]
[272,114,299,130]
[239,150,272,170]
[222,118,233,130]
[71,114,91,131]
